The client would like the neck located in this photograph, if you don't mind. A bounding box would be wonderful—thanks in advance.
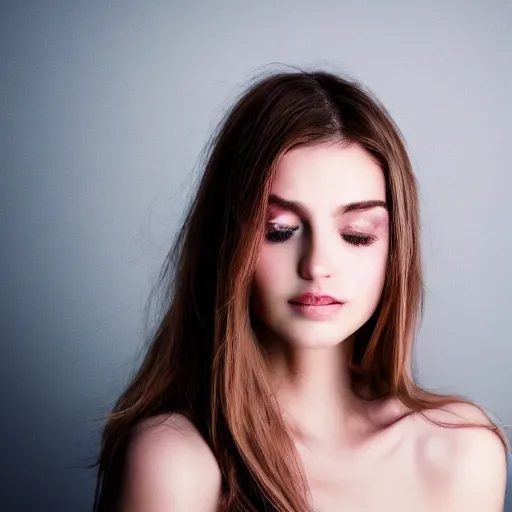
[263,334,371,447]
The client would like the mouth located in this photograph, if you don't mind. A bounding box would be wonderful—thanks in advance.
[288,293,343,306]
[289,300,341,306]
[288,300,345,320]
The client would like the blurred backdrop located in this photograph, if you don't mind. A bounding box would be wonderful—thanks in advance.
[1,1,511,510]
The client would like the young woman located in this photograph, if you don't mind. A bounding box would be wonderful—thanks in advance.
[92,68,510,511]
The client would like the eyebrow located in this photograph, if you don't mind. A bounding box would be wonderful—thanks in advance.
[268,194,388,216]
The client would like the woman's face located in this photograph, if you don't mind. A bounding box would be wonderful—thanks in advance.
[251,142,390,349]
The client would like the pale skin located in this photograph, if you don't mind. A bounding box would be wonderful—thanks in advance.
[120,143,508,511]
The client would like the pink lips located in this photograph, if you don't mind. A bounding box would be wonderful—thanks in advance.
[288,293,344,320]
[289,292,342,306]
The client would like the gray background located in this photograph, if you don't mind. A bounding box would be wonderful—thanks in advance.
[1,1,510,510]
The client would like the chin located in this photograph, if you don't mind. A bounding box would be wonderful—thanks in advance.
[278,323,354,349]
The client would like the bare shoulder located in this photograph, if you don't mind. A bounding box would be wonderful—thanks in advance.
[120,413,222,512]
[412,402,508,511]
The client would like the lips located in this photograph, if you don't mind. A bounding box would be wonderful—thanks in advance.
[289,293,342,306]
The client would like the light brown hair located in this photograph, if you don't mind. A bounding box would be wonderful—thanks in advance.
[92,67,510,511]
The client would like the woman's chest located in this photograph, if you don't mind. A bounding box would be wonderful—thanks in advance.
[298,432,443,512]
[305,465,431,512]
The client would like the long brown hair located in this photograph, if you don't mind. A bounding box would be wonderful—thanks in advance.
[92,67,510,511]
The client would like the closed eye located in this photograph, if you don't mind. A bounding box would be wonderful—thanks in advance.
[265,223,378,247]
[265,224,298,243]
[342,232,378,247]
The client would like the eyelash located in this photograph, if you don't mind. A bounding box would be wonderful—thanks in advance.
[265,224,378,247]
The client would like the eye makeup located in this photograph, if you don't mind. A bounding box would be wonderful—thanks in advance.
[265,223,299,243]
[341,232,379,247]
[264,221,379,247]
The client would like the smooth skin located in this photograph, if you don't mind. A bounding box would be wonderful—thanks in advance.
[121,143,507,511]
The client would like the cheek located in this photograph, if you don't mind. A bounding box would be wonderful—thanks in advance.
[251,246,296,321]
[253,246,292,292]
[350,247,388,297]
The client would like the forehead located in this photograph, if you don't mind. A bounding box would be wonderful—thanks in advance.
[271,143,386,208]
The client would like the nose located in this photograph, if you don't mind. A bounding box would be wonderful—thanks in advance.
[298,230,334,281]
